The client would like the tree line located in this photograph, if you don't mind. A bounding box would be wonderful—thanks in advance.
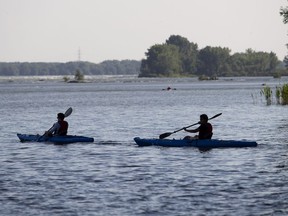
[140,35,286,77]
[280,3,288,67]
[1,35,286,78]
[0,60,140,76]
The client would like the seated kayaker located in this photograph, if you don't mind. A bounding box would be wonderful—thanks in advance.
[183,114,213,140]
[44,113,68,136]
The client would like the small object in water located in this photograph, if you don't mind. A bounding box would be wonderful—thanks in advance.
[162,86,176,91]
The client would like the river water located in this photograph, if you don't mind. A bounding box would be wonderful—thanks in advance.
[0,76,288,215]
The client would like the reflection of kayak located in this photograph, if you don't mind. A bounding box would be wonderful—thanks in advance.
[17,133,94,144]
[134,137,257,148]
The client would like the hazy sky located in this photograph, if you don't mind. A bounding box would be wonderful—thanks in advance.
[0,0,287,63]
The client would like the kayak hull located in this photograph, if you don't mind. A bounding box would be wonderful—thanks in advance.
[134,137,257,148]
[17,133,94,144]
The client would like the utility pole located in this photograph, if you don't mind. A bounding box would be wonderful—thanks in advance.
[78,48,81,62]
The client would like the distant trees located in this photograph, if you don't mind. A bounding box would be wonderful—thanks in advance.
[74,69,84,81]
[197,46,231,77]
[140,44,182,77]
[228,49,279,76]
[140,35,198,77]
[166,35,198,75]
[280,3,288,67]
[280,4,288,24]
[0,60,141,76]
[1,30,286,78]
[139,35,284,77]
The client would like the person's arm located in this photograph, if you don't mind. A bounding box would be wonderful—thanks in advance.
[184,127,199,133]
[47,122,60,134]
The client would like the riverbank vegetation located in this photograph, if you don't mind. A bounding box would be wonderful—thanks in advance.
[261,86,273,105]
[63,70,85,83]
[261,83,288,105]
[0,60,141,76]
[139,35,286,78]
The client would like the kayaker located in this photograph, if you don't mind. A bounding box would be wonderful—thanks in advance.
[44,113,69,136]
[183,114,213,140]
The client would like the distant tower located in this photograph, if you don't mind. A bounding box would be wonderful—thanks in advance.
[78,48,81,62]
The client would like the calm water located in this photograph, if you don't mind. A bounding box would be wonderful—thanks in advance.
[1,76,288,215]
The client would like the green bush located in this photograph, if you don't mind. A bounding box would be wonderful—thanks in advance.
[63,76,70,82]
[75,70,84,81]
[260,85,272,105]
[277,83,288,105]
[263,83,288,105]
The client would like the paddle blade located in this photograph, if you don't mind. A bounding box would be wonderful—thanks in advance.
[159,132,172,139]
[64,107,73,118]
[209,113,222,120]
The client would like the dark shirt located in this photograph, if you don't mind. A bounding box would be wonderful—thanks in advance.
[58,121,68,135]
[198,122,213,139]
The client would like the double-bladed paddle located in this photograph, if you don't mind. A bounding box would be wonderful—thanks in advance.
[37,107,73,141]
[48,107,73,131]
[159,113,222,139]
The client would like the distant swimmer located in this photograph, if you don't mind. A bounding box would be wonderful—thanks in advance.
[162,86,176,91]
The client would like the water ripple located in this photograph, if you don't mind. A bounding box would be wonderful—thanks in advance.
[1,79,288,215]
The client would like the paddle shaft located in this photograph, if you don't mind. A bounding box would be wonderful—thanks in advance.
[159,113,222,139]
[178,112,222,132]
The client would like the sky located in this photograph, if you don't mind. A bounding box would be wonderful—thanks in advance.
[0,0,287,63]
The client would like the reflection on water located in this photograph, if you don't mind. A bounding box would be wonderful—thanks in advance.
[0,76,288,215]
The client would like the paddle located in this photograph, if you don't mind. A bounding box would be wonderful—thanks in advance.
[37,107,73,141]
[64,107,73,118]
[159,113,222,139]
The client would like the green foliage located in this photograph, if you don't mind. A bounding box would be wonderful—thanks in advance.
[276,84,288,105]
[280,6,288,24]
[198,75,218,81]
[281,84,288,105]
[229,50,279,76]
[260,83,288,105]
[139,44,182,77]
[276,86,281,104]
[140,35,198,77]
[0,60,141,76]
[166,35,198,75]
[280,4,288,67]
[139,35,281,77]
[75,70,84,81]
[63,76,70,82]
[273,71,281,78]
[284,56,288,68]
[197,46,231,77]
[261,85,272,105]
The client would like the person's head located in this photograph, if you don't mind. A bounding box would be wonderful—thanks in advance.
[57,113,65,120]
[200,114,208,123]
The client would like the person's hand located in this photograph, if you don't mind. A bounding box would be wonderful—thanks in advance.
[44,131,51,136]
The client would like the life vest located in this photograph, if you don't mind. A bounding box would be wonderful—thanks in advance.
[198,123,213,139]
[57,121,68,135]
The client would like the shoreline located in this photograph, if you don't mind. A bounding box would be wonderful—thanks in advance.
[0,75,287,84]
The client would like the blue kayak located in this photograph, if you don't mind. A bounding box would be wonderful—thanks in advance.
[17,133,94,144]
[134,137,257,148]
